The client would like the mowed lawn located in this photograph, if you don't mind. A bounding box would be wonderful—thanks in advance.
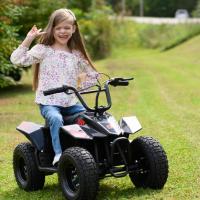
[0,36,200,200]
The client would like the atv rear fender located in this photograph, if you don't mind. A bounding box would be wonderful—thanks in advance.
[16,121,44,151]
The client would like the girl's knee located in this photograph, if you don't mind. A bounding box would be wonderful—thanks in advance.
[46,113,63,124]
[48,114,63,125]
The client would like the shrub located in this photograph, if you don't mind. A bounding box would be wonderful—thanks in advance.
[108,20,200,51]
[111,18,140,48]
[136,23,200,50]
[79,7,113,59]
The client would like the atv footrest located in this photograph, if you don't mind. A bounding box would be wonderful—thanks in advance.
[110,166,128,177]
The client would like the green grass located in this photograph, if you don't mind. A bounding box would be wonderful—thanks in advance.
[1,35,200,199]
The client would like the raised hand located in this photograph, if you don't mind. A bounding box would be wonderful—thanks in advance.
[21,25,46,48]
[26,25,46,40]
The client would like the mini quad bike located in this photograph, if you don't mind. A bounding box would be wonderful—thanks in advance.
[13,77,168,200]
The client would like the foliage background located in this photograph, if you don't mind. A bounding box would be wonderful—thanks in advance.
[1,0,200,87]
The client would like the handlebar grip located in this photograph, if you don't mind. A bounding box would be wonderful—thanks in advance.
[117,81,129,86]
[43,86,66,96]
[109,80,129,87]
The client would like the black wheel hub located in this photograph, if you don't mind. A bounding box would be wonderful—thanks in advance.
[134,155,150,177]
[64,164,80,193]
[18,157,28,182]
[70,168,80,191]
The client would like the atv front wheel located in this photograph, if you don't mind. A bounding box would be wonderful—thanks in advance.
[58,147,99,200]
[129,136,168,189]
[13,142,45,191]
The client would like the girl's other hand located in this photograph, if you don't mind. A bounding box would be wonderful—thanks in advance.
[77,73,87,88]
[26,25,46,40]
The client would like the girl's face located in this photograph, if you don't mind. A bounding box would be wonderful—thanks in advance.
[53,20,75,46]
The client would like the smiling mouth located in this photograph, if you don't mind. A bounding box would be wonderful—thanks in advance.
[58,35,68,39]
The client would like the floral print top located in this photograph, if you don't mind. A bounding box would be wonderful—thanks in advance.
[10,44,99,107]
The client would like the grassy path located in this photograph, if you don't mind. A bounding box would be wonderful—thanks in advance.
[0,37,200,199]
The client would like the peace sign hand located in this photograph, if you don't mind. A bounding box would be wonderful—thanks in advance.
[26,25,46,40]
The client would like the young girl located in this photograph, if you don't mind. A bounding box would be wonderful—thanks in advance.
[10,8,99,165]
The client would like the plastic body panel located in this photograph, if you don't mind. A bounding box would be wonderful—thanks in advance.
[119,116,142,134]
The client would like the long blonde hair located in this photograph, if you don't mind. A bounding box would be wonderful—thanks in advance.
[33,8,96,90]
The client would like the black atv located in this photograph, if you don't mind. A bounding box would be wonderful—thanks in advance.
[13,77,168,200]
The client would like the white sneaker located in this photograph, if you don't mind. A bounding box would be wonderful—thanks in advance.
[52,153,62,165]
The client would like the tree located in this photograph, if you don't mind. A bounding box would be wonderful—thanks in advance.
[108,0,198,17]
[192,0,200,17]
[16,0,67,37]
[0,0,23,88]
[144,0,198,17]
[67,0,93,12]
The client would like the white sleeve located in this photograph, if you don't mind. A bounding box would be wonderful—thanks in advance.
[10,44,46,67]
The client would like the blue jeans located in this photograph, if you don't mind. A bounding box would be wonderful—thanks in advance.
[39,103,85,155]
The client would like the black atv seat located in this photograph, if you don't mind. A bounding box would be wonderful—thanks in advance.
[44,111,85,127]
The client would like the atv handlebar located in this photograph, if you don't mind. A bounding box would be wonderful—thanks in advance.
[43,77,134,113]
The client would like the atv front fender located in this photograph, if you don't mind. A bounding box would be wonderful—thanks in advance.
[119,116,142,134]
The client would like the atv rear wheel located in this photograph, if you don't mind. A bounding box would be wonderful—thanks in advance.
[13,142,45,191]
[129,136,168,189]
[58,147,99,200]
